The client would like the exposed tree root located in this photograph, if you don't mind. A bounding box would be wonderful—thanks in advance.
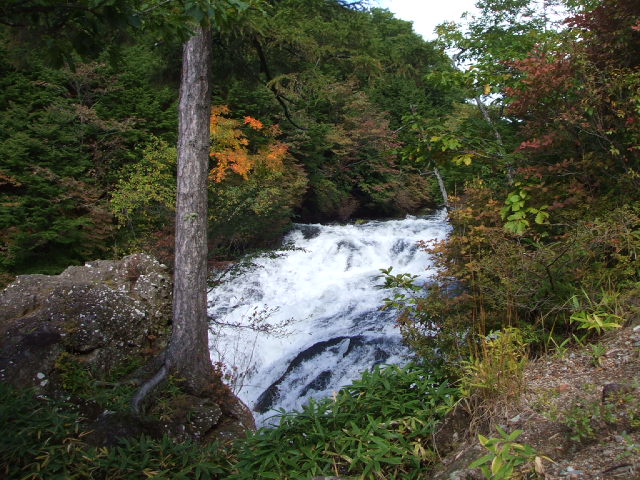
[131,352,169,415]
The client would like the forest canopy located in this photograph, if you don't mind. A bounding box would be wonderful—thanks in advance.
[0,0,459,277]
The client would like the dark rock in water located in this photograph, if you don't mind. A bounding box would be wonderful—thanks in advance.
[300,370,333,397]
[254,336,359,413]
[297,224,322,240]
[255,334,400,414]
[0,253,255,444]
[391,239,410,254]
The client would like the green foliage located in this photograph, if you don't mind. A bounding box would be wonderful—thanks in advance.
[588,342,606,367]
[380,267,422,308]
[0,364,459,480]
[53,352,141,412]
[560,389,640,443]
[209,164,308,253]
[500,188,549,235]
[561,398,600,442]
[0,383,87,480]
[569,289,623,337]
[87,435,231,480]
[394,190,640,372]
[207,107,308,253]
[212,0,455,221]
[111,136,177,246]
[0,383,233,480]
[0,0,459,278]
[0,53,115,273]
[436,0,569,95]
[460,328,528,402]
[0,31,185,275]
[230,364,456,480]
[618,433,640,460]
[469,426,546,480]
[0,0,140,65]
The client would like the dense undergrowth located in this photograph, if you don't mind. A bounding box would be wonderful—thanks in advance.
[1,364,456,480]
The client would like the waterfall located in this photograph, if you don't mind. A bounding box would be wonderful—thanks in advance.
[207,210,450,425]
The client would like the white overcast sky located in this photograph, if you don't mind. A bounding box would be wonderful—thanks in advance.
[374,0,479,40]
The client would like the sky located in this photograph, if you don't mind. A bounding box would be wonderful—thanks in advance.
[374,0,479,40]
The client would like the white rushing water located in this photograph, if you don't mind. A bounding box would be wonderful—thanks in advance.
[207,210,450,425]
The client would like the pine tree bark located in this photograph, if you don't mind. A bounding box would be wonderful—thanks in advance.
[131,26,216,413]
[166,25,215,395]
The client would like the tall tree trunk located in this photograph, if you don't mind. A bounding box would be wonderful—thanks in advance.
[433,166,449,208]
[166,25,215,395]
[131,26,216,413]
[475,95,514,183]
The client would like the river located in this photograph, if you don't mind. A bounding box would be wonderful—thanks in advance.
[207,210,450,425]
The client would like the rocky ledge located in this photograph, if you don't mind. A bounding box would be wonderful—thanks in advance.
[0,253,254,445]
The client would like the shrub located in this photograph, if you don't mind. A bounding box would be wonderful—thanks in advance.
[460,328,528,403]
[0,383,233,480]
[229,364,457,480]
[469,426,547,480]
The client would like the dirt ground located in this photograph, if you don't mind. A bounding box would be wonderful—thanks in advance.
[432,323,640,480]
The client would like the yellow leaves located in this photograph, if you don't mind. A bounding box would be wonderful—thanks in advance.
[483,84,491,95]
[452,153,473,166]
[208,106,288,183]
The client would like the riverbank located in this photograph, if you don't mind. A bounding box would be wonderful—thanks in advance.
[433,322,640,480]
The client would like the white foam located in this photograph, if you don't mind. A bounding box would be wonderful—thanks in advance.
[207,210,450,425]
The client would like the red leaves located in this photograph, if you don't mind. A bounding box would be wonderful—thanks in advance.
[505,51,574,119]
[517,133,557,152]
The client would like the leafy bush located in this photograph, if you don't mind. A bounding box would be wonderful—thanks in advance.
[561,390,640,443]
[469,427,547,480]
[230,364,456,480]
[0,383,232,480]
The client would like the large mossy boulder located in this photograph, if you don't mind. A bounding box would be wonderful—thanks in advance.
[0,254,171,388]
[0,253,255,444]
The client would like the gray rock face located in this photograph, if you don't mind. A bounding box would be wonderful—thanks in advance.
[0,253,256,445]
[0,253,171,388]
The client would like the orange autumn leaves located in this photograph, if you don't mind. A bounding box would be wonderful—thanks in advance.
[209,106,288,183]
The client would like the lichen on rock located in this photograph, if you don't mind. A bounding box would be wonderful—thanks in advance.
[0,253,255,445]
[0,253,171,388]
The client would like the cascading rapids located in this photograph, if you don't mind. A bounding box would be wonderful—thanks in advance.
[207,210,450,425]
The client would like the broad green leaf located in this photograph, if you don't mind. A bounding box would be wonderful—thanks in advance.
[535,211,549,224]
[469,453,493,468]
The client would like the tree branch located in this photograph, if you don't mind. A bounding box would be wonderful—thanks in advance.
[252,36,307,130]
